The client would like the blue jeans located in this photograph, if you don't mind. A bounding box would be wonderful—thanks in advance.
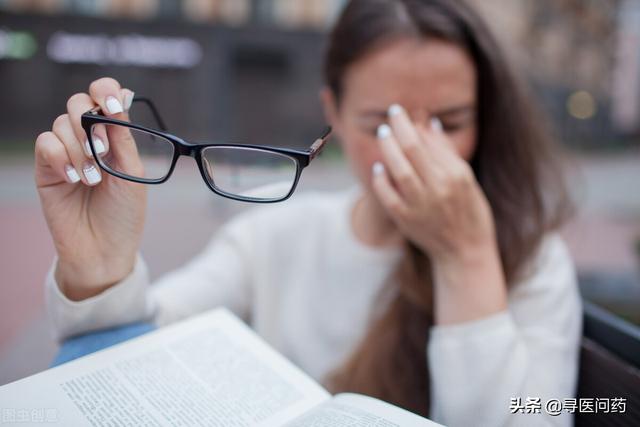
[50,322,156,367]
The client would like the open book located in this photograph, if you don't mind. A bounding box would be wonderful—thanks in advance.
[0,308,442,426]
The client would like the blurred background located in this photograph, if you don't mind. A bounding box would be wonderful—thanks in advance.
[0,0,639,385]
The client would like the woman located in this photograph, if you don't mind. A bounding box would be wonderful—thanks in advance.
[34,0,581,425]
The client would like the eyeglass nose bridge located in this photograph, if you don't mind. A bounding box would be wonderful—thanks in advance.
[172,138,200,158]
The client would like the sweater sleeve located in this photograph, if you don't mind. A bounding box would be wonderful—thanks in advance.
[45,211,255,342]
[427,234,582,427]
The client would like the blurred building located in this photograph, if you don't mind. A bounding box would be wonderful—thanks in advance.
[0,0,347,150]
[469,0,640,144]
[611,0,640,135]
[1,0,639,145]
[0,0,345,27]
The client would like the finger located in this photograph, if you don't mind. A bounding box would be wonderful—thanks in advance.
[52,114,102,186]
[415,119,457,175]
[376,123,422,202]
[101,121,147,178]
[88,88,134,161]
[417,120,470,187]
[90,123,110,157]
[431,116,443,133]
[121,88,135,113]
[66,92,109,158]
[387,104,432,182]
[34,131,81,186]
[424,116,457,157]
[116,88,134,125]
[371,161,408,218]
[88,77,124,116]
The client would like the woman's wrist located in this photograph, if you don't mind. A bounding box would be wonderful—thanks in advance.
[432,239,508,325]
[432,236,498,275]
[55,255,135,301]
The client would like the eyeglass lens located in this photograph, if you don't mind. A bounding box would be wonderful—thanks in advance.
[88,101,299,201]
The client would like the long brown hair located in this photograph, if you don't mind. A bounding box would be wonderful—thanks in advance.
[323,0,572,416]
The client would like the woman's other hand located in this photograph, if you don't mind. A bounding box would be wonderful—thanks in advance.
[372,103,507,324]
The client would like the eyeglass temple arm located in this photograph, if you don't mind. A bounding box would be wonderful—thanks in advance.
[133,96,168,132]
[309,126,332,161]
[83,97,168,132]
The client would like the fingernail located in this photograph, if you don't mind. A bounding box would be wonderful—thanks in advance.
[377,124,391,140]
[124,91,134,111]
[83,163,102,185]
[93,136,106,154]
[84,137,105,157]
[65,164,80,183]
[372,161,385,176]
[105,96,123,114]
[84,139,92,157]
[431,117,443,133]
[388,104,403,116]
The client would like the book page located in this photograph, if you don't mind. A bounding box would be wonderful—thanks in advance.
[284,393,443,426]
[0,308,329,426]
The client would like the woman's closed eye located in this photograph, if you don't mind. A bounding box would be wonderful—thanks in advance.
[354,105,476,137]
[364,123,385,137]
[354,110,388,138]
[438,118,474,133]
[433,106,476,133]
[360,117,472,137]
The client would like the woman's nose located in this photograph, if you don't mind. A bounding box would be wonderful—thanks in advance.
[408,108,432,131]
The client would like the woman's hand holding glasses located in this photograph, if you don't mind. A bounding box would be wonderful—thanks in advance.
[35,77,147,301]
[35,77,331,301]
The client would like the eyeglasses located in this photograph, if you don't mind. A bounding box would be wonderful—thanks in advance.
[81,96,331,203]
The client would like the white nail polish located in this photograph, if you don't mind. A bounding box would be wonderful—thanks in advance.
[431,117,443,133]
[124,91,134,110]
[65,164,81,183]
[84,139,93,157]
[388,104,403,116]
[105,96,123,114]
[377,124,391,140]
[83,163,102,185]
[372,161,385,176]
[93,137,106,154]
[85,137,106,156]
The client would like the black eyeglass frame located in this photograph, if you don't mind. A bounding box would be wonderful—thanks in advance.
[81,96,332,203]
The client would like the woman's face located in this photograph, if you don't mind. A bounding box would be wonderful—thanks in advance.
[322,37,478,194]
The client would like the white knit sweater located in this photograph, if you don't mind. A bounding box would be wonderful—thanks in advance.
[45,184,582,427]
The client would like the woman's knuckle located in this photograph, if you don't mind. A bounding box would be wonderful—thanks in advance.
[388,200,402,214]
[403,142,421,157]
[90,77,118,93]
[396,171,413,187]
[36,131,52,144]
[399,206,411,219]
[101,76,119,86]
[88,79,100,93]
[450,170,465,185]
[35,132,61,161]
[454,166,474,187]
[52,114,69,130]
[67,93,88,110]
[435,184,451,201]
[35,132,51,151]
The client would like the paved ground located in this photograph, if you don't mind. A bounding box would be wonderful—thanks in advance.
[1,148,639,385]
